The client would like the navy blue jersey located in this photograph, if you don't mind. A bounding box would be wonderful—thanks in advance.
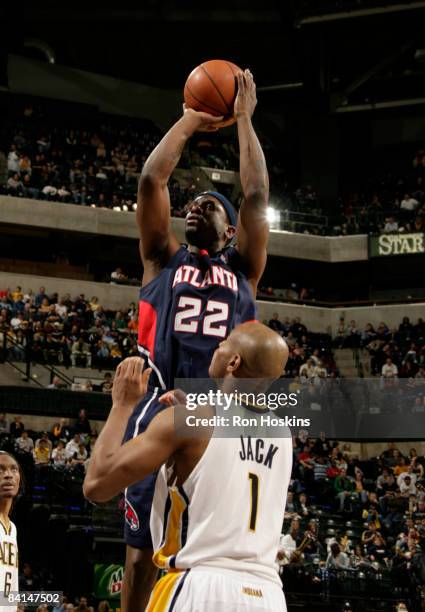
[138,245,257,390]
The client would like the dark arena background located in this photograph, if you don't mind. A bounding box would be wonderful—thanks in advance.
[0,1,425,610]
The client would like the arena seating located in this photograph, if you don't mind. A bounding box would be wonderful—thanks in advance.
[1,94,423,236]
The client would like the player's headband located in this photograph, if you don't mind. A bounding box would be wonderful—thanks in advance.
[196,191,238,227]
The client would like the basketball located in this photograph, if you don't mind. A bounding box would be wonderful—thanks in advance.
[184,59,242,128]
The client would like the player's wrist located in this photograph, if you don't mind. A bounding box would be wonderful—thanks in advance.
[181,112,202,134]
[235,111,252,121]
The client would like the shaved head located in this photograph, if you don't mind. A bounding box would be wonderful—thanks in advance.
[209,322,289,380]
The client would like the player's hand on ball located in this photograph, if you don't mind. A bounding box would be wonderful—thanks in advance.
[183,104,224,132]
[234,69,257,119]
[112,357,152,411]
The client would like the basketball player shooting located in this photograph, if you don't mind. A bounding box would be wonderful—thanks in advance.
[0,452,21,612]
[84,322,292,611]
[121,69,269,610]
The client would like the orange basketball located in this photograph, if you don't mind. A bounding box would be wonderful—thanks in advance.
[184,59,242,128]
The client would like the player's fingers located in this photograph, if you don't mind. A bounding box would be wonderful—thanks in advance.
[142,367,152,388]
[205,114,224,123]
[159,391,176,405]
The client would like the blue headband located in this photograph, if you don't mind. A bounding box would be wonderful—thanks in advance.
[196,191,238,227]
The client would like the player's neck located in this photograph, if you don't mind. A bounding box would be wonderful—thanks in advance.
[0,503,12,527]
[188,241,223,256]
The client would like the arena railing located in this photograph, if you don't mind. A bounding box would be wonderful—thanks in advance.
[1,332,73,388]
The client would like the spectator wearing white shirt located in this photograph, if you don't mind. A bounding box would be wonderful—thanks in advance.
[7,147,20,173]
[52,441,67,467]
[397,470,417,489]
[383,217,398,233]
[399,475,416,497]
[110,267,127,284]
[15,431,34,455]
[65,434,81,459]
[299,358,317,379]
[382,357,398,378]
[400,193,418,212]
[276,520,300,569]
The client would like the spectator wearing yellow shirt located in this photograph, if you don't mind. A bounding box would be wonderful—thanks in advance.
[33,439,51,465]
[393,457,409,477]
[11,286,24,302]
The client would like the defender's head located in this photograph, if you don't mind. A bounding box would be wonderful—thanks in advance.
[185,191,237,251]
[209,322,289,380]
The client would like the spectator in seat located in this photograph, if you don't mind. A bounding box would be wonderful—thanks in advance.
[10,415,24,438]
[299,358,317,379]
[65,434,81,459]
[71,337,92,367]
[268,313,282,334]
[33,439,51,466]
[7,173,24,196]
[15,431,34,455]
[70,443,88,470]
[400,193,418,213]
[52,441,67,468]
[0,413,9,434]
[382,357,398,379]
[110,267,127,284]
[35,431,52,453]
[334,467,355,511]
[383,216,398,233]
[75,409,91,441]
[74,596,94,612]
[326,543,350,569]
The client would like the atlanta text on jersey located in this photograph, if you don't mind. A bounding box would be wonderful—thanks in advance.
[172,264,238,292]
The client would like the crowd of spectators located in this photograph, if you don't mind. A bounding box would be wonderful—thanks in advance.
[333,316,425,379]
[278,436,425,608]
[2,96,424,238]
[0,98,237,217]
[267,312,338,380]
[0,285,139,371]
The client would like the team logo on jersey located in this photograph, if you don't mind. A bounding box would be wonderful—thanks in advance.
[125,499,140,531]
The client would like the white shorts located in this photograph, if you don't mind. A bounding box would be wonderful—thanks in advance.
[146,567,287,611]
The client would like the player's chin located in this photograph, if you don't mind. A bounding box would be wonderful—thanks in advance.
[185,227,203,246]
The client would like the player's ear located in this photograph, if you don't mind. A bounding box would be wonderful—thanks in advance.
[227,353,241,373]
[225,225,236,242]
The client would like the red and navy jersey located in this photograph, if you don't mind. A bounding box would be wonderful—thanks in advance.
[138,245,257,390]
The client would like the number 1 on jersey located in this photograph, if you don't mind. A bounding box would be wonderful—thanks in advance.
[248,472,259,532]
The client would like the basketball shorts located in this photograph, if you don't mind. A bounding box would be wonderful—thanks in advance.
[146,567,288,611]
[122,387,165,549]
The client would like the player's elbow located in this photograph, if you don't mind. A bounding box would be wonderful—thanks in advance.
[139,168,167,191]
[83,476,110,504]
[243,186,268,207]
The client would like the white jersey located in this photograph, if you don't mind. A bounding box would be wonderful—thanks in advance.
[150,407,292,586]
[0,520,18,612]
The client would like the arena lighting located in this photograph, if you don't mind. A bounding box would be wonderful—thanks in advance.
[335,97,425,112]
[296,1,425,25]
[132,202,137,211]
[267,207,278,223]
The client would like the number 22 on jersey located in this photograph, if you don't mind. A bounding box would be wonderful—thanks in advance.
[174,296,229,338]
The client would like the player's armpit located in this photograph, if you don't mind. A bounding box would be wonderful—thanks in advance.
[83,407,180,503]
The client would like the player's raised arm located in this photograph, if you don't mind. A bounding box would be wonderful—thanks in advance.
[235,70,269,292]
[83,358,180,502]
[137,109,224,279]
